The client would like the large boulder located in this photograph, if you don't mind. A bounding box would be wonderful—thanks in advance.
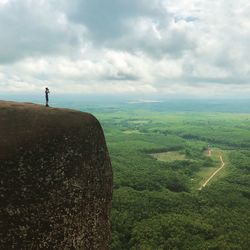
[0,101,113,249]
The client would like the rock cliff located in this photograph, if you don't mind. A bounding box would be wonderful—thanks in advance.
[0,101,113,249]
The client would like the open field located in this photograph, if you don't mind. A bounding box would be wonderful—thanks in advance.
[123,130,142,134]
[151,151,186,162]
[89,103,250,250]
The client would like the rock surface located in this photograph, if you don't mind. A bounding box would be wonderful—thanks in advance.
[0,101,113,249]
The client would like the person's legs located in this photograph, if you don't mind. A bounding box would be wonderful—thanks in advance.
[46,96,49,107]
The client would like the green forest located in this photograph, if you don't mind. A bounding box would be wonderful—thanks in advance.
[92,104,250,250]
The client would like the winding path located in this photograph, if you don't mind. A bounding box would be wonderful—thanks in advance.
[199,154,225,190]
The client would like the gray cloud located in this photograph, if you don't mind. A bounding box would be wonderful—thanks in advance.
[65,0,195,58]
[66,0,165,41]
[0,0,83,64]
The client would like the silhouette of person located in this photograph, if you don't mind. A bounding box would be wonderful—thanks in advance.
[45,87,50,107]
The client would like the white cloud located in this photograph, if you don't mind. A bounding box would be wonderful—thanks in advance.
[0,0,249,97]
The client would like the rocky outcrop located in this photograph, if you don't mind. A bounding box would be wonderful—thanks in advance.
[0,101,113,249]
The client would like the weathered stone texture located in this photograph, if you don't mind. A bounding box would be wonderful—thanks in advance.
[0,101,112,249]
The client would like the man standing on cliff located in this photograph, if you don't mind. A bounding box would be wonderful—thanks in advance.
[45,87,50,107]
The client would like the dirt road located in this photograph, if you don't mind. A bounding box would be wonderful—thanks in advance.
[199,155,225,190]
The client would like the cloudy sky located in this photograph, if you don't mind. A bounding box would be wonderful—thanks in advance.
[0,0,249,98]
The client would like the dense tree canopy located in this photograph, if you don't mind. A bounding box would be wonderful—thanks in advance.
[95,108,250,250]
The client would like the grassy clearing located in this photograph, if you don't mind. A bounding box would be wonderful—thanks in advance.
[151,151,186,162]
[129,120,150,124]
[123,130,142,134]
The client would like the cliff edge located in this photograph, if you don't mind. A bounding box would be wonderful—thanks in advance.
[0,101,113,249]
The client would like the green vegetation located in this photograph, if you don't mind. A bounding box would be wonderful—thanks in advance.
[93,106,250,250]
